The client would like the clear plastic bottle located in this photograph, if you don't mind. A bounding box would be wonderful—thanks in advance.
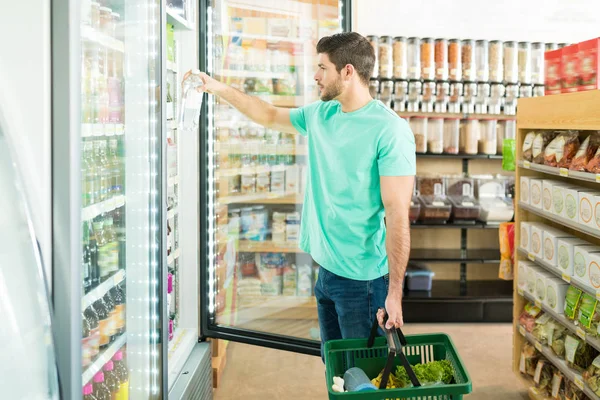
[83,141,99,206]
[379,36,393,78]
[94,141,109,201]
[461,39,476,81]
[475,40,489,82]
[531,42,545,85]
[179,69,204,130]
[407,37,421,80]
[489,40,503,82]
[503,41,518,83]
[519,42,532,84]
[102,217,119,279]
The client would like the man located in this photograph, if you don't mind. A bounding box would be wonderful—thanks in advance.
[193,32,415,354]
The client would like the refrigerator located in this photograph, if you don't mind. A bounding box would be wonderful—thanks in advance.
[198,0,352,357]
[51,0,172,398]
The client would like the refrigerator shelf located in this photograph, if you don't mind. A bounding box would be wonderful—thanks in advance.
[215,142,307,156]
[82,269,125,310]
[82,333,127,386]
[238,240,301,253]
[166,9,194,31]
[227,32,308,44]
[168,248,181,265]
[216,69,288,80]
[219,193,303,205]
[81,25,124,53]
[167,60,178,73]
[81,123,125,138]
[215,164,286,178]
[82,195,125,221]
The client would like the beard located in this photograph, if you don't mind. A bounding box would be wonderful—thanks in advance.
[319,78,343,102]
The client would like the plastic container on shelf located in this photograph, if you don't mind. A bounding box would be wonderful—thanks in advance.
[462,82,477,114]
[448,39,462,81]
[369,78,379,99]
[367,35,379,78]
[407,80,422,112]
[475,40,489,82]
[479,119,497,155]
[489,83,505,114]
[489,40,504,83]
[435,38,449,80]
[379,36,393,78]
[504,83,519,115]
[461,39,476,81]
[444,118,460,154]
[410,195,421,223]
[427,118,444,154]
[420,38,435,80]
[405,263,435,291]
[407,37,421,80]
[519,42,532,84]
[461,119,480,155]
[410,117,428,153]
[417,175,444,197]
[449,82,463,113]
[497,119,516,154]
[445,175,475,197]
[393,36,408,79]
[479,197,514,223]
[473,174,506,199]
[393,79,408,112]
[531,42,545,85]
[503,41,518,83]
[421,80,435,113]
[379,78,393,108]
[449,196,481,222]
[533,84,545,98]
[419,195,452,224]
[475,82,490,114]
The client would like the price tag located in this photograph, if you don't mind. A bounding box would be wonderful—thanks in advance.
[528,253,536,262]
[559,168,569,177]
[574,376,584,390]
[524,161,531,169]
[535,300,543,309]
[519,326,526,336]
[518,288,524,296]
[562,274,572,283]
[535,341,543,352]
[577,327,587,340]
[596,174,600,183]
[597,290,600,301]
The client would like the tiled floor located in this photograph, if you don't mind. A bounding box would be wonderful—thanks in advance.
[213,323,529,400]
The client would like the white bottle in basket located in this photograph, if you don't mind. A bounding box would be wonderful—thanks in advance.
[178,69,204,130]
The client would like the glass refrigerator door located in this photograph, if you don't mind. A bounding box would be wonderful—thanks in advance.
[202,0,350,355]
[0,125,60,400]
[77,0,165,398]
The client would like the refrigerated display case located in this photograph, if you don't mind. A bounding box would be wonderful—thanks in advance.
[52,0,169,397]
[200,0,351,356]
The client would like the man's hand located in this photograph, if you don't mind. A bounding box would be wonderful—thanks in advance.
[182,70,225,95]
[377,293,404,330]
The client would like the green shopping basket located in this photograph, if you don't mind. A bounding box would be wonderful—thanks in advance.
[324,311,472,400]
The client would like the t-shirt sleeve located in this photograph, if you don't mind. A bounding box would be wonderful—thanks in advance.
[377,118,416,176]
[289,106,308,136]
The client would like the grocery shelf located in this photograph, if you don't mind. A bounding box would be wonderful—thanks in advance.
[82,270,125,310]
[167,60,178,73]
[516,247,598,297]
[217,69,287,80]
[167,207,178,219]
[168,175,180,187]
[215,142,307,156]
[519,288,600,354]
[403,280,513,323]
[81,123,125,138]
[82,334,127,386]
[166,9,194,31]
[219,193,303,205]
[238,240,301,253]
[518,328,599,400]
[397,111,517,121]
[410,222,500,229]
[82,195,125,221]
[81,25,124,52]
[227,32,306,44]
[518,201,600,241]
[410,248,500,263]
[215,164,286,178]
[519,160,600,184]
[416,153,504,160]
[168,248,181,265]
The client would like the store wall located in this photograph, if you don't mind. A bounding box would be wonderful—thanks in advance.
[0,0,52,284]
[353,0,600,43]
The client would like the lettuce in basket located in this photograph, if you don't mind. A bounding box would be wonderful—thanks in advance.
[394,359,454,387]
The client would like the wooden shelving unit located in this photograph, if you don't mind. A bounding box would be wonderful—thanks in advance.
[396,111,517,121]
[513,91,600,399]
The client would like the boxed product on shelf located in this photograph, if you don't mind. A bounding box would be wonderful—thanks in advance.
[256,253,285,296]
[545,277,569,313]
[297,264,312,297]
[542,179,558,214]
[518,260,535,291]
[520,176,531,204]
[561,45,580,94]
[557,237,588,275]
[530,223,545,258]
[530,178,543,210]
[579,38,600,91]
[551,182,578,216]
[285,212,300,242]
[521,221,532,251]
[572,245,600,286]
[578,190,600,230]
[586,252,600,290]
[545,49,562,95]
[563,187,586,222]
[542,228,574,267]
[282,265,297,296]
[270,167,285,195]
[285,164,299,194]
[535,269,554,303]
[527,265,544,295]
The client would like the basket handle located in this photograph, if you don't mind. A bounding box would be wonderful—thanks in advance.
[368,309,421,390]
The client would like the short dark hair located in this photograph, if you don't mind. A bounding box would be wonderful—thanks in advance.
[316,32,375,86]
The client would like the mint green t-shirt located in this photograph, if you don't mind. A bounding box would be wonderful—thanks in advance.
[289,99,416,281]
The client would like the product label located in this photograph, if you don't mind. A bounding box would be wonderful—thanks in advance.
[547,286,558,309]
[523,132,536,152]
[566,194,577,220]
[574,252,586,278]
[574,376,584,390]
[524,160,531,169]
[536,278,546,301]
[563,274,571,283]
[560,168,569,177]
[526,303,542,317]
[554,188,564,214]
[532,184,542,206]
[544,188,553,211]
[545,238,554,261]
[551,373,562,398]
[108,309,118,336]
[532,135,545,157]
[559,245,569,270]
[534,360,545,384]
[576,326,587,340]
[590,261,600,289]
[565,335,580,363]
[98,241,119,277]
[581,197,593,223]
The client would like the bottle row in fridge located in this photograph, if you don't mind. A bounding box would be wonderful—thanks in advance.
[407,116,516,156]
[367,36,567,84]
[370,78,543,115]
[82,340,129,400]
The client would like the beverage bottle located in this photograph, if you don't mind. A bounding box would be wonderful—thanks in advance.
[84,307,100,359]
[92,371,112,400]
[111,286,126,335]
[83,383,98,400]
[96,45,109,125]
[93,299,111,350]
[107,49,122,124]
[95,140,110,201]
[103,217,119,277]
[178,69,204,130]
[103,291,118,342]
[82,221,93,293]
[82,315,92,368]
[83,141,99,206]
[108,139,122,197]
[112,350,129,400]
[88,219,100,289]
[96,220,114,281]
[103,361,120,399]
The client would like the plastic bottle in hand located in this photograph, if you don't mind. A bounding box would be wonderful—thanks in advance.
[343,367,377,392]
[178,69,204,130]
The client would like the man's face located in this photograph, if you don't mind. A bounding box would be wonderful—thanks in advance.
[314,53,344,102]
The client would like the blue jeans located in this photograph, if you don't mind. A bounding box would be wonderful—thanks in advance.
[314,266,389,360]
